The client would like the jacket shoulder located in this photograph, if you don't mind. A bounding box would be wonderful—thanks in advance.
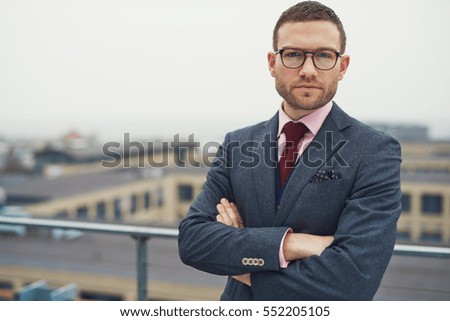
[225,115,277,142]
[331,104,401,154]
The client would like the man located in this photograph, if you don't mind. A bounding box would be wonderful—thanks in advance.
[178,1,401,300]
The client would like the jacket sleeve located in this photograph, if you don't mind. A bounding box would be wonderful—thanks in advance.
[250,136,402,300]
[178,132,289,276]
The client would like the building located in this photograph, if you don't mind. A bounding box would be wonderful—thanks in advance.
[0,131,205,226]
[1,130,450,301]
[4,166,207,227]
[2,133,450,243]
[369,123,430,142]
[397,141,450,245]
[365,124,450,245]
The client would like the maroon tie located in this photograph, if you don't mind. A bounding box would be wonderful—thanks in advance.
[279,121,308,187]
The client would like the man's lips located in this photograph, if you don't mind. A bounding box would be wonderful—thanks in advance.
[296,85,321,89]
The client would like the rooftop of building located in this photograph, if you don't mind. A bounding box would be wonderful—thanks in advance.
[2,166,208,205]
[401,170,450,184]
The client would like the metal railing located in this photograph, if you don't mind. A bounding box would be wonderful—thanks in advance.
[1,216,450,300]
[393,243,450,258]
[0,216,177,300]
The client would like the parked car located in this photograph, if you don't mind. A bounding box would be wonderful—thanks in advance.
[0,206,30,237]
[51,228,84,240]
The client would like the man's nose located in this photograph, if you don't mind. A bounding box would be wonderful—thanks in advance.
[299,55,318,77]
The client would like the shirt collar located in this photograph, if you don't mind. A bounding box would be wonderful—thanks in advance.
[278,101,333,138]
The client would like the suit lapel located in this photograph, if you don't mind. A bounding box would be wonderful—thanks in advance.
[272,104,350,227]
[251,113,278,227]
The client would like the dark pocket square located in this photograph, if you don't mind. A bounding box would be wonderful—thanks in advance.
[309,169,341,183]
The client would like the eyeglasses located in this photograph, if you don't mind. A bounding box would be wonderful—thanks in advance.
[274,48,341,71]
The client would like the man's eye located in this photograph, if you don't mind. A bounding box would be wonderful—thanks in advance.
[285,51,303,58]
[316,51,333,59]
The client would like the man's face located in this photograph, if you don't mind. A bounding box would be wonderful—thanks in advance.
[268,20,350,117]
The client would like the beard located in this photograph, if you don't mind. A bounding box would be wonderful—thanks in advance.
[275,78,338,111]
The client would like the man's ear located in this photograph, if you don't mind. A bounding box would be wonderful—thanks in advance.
[338,55,350,81]
[268,51,277,78]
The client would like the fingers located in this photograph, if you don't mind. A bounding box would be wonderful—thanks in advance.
[216,203,233,226]
[230,202,244,228]
[324,235,334,247]
[317,235,334,256]
[216,214,225,224]
[216,198,244,228]
[232,273,251,287]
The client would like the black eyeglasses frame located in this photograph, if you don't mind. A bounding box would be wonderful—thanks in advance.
[274,48,342,71]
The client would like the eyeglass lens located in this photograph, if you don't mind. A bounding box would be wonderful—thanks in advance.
[281,49,338,70]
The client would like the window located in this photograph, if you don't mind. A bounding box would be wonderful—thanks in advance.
[97,202,106,220]
[420,232,442,244]
[79,291,123,301]
[76,206,88,220]
[178,184,193,201]
[396,231,411,242]
[55,211,68,219]
[0,281,12,289]
[144,192,151,209]
[157,188,164,207]
[130,194,137,214]
[0,280,14,300]
[421,194,442,215]
[173,145,191,167]
[401,193,411,213]
[114,198,122,221]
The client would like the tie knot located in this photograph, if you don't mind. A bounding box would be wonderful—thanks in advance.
[283,121,308,145]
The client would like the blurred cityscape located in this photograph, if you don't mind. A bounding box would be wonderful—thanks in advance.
[0,123,449,300]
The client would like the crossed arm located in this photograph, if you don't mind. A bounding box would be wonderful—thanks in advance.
[216,198,334,286]
[179,132,401,300]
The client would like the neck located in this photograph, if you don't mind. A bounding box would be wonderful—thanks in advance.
[282,102,317,120]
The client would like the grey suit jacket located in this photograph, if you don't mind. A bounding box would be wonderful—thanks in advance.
[178,102,402,300]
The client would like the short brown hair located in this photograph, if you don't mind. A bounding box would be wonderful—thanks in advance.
[272,1,347,53]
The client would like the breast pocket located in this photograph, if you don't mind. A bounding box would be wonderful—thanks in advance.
[287,180,349,234]
[301,179,347,197]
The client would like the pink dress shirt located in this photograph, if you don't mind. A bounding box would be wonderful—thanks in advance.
[278,101,333,268]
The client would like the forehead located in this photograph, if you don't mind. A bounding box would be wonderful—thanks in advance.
[277,20,341,51]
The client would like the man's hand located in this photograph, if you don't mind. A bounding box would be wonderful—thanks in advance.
[283,232,334,261]
[215,198,333,286]
[232,273,251,287]
[216,198,244,228]
[215,198,250,286]
[216,198,334,259]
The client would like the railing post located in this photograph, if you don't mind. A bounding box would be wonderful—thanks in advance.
[133,236,150,301]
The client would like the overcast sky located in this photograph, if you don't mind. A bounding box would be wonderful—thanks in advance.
[1,0,449,143]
